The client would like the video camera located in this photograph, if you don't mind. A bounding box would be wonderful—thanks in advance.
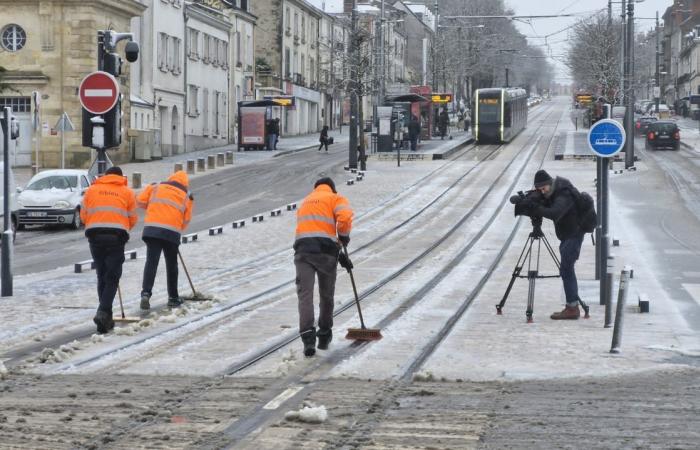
[510,189,544,215]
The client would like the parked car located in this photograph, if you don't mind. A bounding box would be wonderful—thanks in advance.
[635,115,658,135]
[16,169,91,230]
[0,162,19,242]
[645,121,680,150]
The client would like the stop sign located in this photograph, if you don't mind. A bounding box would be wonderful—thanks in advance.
[79,71,120,115]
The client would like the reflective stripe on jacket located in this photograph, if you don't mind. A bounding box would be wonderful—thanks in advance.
[137,171,193,244]
[294,184,353,255]
[80,174,137,234]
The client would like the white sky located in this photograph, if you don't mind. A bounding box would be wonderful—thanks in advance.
[509,0,674,84]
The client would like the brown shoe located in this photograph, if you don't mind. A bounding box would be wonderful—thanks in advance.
[550,305,580,320]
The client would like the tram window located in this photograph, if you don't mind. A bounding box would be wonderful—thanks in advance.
[478,99,499,123]
[504,103,512,127]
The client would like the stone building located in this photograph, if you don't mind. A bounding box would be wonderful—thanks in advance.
[0,0,145,169]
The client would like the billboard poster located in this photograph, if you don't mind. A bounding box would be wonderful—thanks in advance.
[241,107,266,144]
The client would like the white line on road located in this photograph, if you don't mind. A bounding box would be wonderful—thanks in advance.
[84,89,113,97]
[262,386,303,410]
[682,283,700,306]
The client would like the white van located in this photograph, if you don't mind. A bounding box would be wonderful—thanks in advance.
[0,162,19,241]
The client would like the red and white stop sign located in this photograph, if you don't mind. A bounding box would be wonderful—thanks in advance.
[79,71,120,115]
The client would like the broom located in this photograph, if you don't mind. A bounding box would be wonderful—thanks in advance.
[113,285,140,323]
[342,245,382,341]
[178,249,213,301]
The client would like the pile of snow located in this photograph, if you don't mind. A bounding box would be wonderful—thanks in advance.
[0,361,8,380]
[114,325,139,336]
[90,334,104,344]
[285,401,328,424]
[413,370,435,382]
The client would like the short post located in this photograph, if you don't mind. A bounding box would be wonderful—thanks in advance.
[604,256,614,327]
[207,154,216,169]
[174,162,184,173]
[610,268,631,353]
[217,152,225,166]
[132,172,142,189]
[186,159,195,174]
[197,157,206,172]
[225,151,234,164]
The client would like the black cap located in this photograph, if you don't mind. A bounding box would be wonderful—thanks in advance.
[533,169,552,188]
[105,166,123,176]
[314,177,336,193]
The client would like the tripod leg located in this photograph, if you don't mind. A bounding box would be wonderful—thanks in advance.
[526,270,536,323]
[497,237,533,314]
[541,234,561,269]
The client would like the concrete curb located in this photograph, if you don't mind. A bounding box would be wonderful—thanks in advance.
[431,136,475,160]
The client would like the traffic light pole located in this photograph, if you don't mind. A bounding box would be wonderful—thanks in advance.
[1,107,14,296]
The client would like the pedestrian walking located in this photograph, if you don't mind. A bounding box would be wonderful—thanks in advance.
[294,177,353,356]
[464,107,471,133]
[408,115,421,151]
[81,166,138,334]
[268,118,279,150]
[137,171,194,310]
[438,107,449,140]
[521,170,586,320]
[318,125,330,152]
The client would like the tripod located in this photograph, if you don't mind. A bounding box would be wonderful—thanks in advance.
[496,217,590,323]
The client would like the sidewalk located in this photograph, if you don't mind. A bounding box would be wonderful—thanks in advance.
[671,116,700,153]
[12,129,349,189]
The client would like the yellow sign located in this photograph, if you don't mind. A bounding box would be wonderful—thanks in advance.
[273,98,293,106]
[479,98,498,105]
[431,94,452,103]
[576,94,593,104]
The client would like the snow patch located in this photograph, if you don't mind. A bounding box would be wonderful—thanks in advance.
[160,314,178,323]
[285,401,328,423]
[39,347,70,363]
[0,361,8,379]
[413,370,435,382]
[114,325,138,336]
[90,334,104,344]
[646,345,700,358]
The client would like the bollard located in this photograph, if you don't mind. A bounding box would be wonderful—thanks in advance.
[197,157,206,171]
[186,159,196,175]
[225,151,234,165]
[217,152,225,166]
[207,154,216,169]
[604,256,614,327]
[610,268,631,353]
[174,162,184,173]
[132,172,142,189]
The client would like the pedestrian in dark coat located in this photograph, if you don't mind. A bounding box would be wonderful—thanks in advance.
[267,118,279,150]
[523,170,585,320]
[408,115,421,151]
[438,108,449,140]
[318,125,330,152]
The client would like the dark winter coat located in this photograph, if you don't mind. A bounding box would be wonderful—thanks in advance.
[408,119,421,139]
[438,111,449,131]
[319,127,329,143]
[531,177,582,241]
[268,120,279,135]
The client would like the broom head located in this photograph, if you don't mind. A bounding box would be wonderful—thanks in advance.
[345,327,383,341]
[182,291,214,302]
[113,316,140,323]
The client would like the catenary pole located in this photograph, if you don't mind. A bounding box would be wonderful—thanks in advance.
[1,107,13,296]
[625,1,635,168]
[655,11,660,114]
[348,0,358,169]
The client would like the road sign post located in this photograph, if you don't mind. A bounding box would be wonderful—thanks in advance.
[55,112,75,169]
[588,116,626,323]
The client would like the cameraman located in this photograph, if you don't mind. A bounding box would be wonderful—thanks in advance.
[522,170,585,320]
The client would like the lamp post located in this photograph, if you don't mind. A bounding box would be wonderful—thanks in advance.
[655,11,661,114]
[349,0,358,169]
[624,0,635,168]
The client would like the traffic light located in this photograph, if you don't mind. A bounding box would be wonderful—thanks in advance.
[82,52,123,149]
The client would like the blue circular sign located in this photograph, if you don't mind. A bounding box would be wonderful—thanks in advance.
[587,119,626,157]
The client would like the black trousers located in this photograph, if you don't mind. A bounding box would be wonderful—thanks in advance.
[142,237,179,299]
[89,235,126,314]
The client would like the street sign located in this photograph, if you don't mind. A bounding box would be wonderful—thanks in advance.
[653,86,661,98]
[55,112,75,132]
[79,71,119,115]
[587,119,626,158]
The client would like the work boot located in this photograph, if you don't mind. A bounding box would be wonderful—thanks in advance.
[317,328,332,350]
[93,310,115,334]
[167,297,184,308]
[140,292,151,311]
[301,328,316,357]
[550,304,581,320]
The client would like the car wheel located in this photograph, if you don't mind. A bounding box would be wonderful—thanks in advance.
[71,207,82,230]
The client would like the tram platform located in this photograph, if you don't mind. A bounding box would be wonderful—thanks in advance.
[371,130,474,161]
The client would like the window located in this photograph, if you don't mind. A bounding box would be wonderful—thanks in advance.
[301,16,305,42]
[188,28,199,59]
[214,90,221,135]
[171,36,181,74]
[0,97,31,113]
[284,47,291,78]
[211,38,219,66]
[285,8,291,34]
[301,54,305,80]
[188,85,199,116]
[294,12,299,37]
[203,34,210,64]
[246,32,253,70]
[80,176,90,189]
[222,41,229,69]
[310,57,315,85]
[1,24,26,52]
[203,88,209,134]
[158,32,168,71]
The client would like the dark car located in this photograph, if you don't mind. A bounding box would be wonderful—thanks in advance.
[635,116,657,135]
[645,121,680,150]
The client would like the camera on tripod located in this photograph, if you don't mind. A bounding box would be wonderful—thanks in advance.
[509,189,544,217]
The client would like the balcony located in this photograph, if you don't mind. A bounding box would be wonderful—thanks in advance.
[293,72,305,86]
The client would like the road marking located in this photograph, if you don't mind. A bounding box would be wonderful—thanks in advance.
[84,89,113,97]
[682,283,700,306]
[663,249,694,255]
[262,386,303,410]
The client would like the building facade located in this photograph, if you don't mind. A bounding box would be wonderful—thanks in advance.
[0,0,145,168]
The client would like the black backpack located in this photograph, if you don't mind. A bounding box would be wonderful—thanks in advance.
[570,187,597,233]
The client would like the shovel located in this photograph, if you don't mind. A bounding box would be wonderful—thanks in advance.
[113,285,140,323]
[178,249,213,302]
[342,245,382,341]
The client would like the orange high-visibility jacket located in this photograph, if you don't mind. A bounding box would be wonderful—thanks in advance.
[137,171,193,244]
[80,174,137,234]
[294,184,353,254]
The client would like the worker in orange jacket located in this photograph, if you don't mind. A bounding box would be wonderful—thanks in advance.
[80,166,137,334]
[294,177,353,357]
[137,170,193,310]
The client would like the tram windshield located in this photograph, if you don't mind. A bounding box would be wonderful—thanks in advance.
[478,98,500,123]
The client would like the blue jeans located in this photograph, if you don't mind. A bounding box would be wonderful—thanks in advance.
[559,234,584,305]
[268,133,277,150]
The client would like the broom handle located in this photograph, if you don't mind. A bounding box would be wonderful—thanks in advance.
[177,249,197,295]
[117,285,125,319]
[344,245,367,329]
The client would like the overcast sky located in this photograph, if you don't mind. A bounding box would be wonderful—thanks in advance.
[509,0,673,84]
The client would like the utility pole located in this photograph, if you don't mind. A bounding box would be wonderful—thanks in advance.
[624,1,635,168]
[620,0,626,106]
[655,10,660,114]
[348,0,359,169]
[378,0,385,106]
[608,0,612,26]
[432,0,438,91]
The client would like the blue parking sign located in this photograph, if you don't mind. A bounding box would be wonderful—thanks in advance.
[587,119,626,157]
